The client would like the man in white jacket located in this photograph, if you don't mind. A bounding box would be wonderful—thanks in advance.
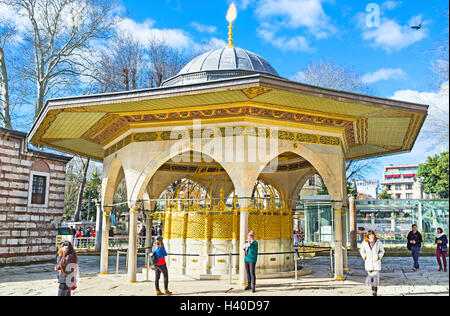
[360,230,385,296]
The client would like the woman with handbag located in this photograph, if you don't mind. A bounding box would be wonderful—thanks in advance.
[435,228,448,272]
[55,241,78,296]
[360,230,385,296]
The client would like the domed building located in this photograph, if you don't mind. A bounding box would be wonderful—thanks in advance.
[163,47,279,87]
[29,20,428,284]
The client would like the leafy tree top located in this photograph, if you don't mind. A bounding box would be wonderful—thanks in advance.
[416,151,449,199]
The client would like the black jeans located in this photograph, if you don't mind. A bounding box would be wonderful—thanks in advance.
[245,261,256,288]
[58,283,71,296]
[155,264,169,291]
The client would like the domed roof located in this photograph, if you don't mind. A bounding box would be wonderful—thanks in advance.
[162,47,279,87]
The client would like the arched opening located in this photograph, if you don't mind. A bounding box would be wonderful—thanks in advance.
[257,150,337,245]
[293,173,334,243]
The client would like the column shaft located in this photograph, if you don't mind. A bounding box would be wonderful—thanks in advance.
[127,209,139,283]
[349,197,357,250]
[239,199,249,286]
[99,210,110,274]
[342,208,348,271]
[333,208,344,279]
[94,202,103,252]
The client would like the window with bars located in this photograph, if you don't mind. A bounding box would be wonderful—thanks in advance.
[31,175,47,205]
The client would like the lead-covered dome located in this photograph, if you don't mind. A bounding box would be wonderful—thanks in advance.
[162,47,280,87]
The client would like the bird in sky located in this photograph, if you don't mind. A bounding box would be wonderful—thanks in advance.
[411,21,423,30]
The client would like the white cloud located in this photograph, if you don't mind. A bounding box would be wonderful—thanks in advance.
[0,4,30,43]
[257,27,314,52]
[362,68,406,84]
[116,18,192,50]
[391,81,449,119]
[290,70,306,82]
[254,0,336,39]
[382,1,402,10]
[360,16,427,52]
[194,37,227,52]
[190,22,217,34]
[115,17,228,55]
[390,81,449,151]
[228,0,254,10]
[376,82,449,169]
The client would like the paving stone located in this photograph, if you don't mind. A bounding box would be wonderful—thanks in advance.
[0,256,448,296]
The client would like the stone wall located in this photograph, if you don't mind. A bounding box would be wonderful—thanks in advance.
[0,129,70,265]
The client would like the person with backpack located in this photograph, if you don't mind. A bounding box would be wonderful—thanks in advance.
[407,224,423,272]
[360,230,385,296]
[435,227,448,272]
[152,236,172,296]
[55,241,78,296]
[244,231,258,293]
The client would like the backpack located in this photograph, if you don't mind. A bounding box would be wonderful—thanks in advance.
[151,251,158,265]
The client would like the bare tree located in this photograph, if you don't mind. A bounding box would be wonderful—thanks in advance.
[89,35,189,92]
[432,10,449,85]
[89,32,145,93]
[346,159,377,181]
[298,58,380,181]
[0,20,14,128]
[424,9,449,147]
[301,58,373,95]
[146,37,188,88]
[74,156,90,222]
[1,0,117,120]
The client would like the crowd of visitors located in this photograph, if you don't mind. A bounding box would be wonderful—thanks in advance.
[69,226,96,248]
[357,225,448,296]
[56,222,446,297]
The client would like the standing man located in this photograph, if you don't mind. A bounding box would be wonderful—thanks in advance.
[139,225,146,247]
[407,224,423,272]
[293,230,301,258]
[157,225,162,237]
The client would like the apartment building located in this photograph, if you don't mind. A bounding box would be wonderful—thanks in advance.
[381,165,429,200]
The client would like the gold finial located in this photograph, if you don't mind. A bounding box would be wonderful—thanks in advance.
[226,2,237,48]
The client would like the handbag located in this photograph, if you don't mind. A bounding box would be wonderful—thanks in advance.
[442,247,448,252]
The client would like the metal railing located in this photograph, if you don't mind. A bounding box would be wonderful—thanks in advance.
[356,231,441,246]
[73,237,96,249]
[115,250,149,276]
[74,236,151,250]
[112,247,333,283]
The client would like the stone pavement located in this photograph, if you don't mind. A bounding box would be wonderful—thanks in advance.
[0,256,448,296]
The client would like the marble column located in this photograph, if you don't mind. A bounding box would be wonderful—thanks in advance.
[127,208,139,283]
[349,196,357,250]
[99,208,111,274]
[238,198,250,286]
[333,204,344,280]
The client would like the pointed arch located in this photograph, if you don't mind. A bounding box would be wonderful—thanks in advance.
[102,158,127,208]
[126,143,240,205]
